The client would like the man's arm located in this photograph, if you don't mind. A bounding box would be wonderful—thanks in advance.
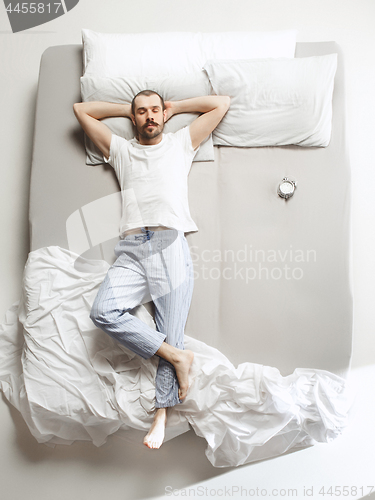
[166,96,230,151]
[73,102,132,160]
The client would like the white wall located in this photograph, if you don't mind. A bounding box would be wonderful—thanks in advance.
[1,1,374,499]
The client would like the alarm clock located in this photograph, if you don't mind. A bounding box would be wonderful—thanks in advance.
[278,177,297,200]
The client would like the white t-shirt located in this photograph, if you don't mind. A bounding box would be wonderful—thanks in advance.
[104,126,200,236]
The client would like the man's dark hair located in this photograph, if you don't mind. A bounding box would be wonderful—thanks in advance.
[131,90,165,116]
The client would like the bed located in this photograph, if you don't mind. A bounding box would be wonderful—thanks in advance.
[0,32,353,468]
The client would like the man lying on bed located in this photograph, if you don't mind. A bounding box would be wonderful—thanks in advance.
[73,92,230,449]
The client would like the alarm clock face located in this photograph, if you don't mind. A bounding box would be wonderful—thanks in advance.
[280,181,294,195]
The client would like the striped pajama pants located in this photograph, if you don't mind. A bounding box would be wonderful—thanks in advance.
[89,227,194,408]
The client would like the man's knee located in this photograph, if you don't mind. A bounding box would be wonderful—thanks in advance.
[89,304,101,326]
[89,300,111,327]
[89,300,129,327]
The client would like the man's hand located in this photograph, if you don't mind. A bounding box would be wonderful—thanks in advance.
[164,101,174,122]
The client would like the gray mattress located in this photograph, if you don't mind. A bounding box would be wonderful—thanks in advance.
[29,41,352,377]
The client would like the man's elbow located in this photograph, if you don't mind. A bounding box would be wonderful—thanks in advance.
[73,102,83,116]
[218,96,230,116]
[223,96,231,108]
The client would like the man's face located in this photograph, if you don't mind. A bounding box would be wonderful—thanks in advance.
[131,94,166,143]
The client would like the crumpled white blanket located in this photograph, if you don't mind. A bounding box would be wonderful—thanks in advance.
[0,246,352,467]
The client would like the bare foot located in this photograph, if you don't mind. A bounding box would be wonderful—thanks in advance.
[143,408,167,449]
[173,349,194,401]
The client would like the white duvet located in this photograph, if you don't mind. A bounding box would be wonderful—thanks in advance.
[0,246,352,467]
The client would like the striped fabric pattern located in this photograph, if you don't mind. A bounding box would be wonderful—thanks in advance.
[90,228,194,408]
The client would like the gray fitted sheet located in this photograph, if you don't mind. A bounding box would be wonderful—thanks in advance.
[29,41,352,377]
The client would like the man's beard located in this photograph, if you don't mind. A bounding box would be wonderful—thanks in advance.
[135,119,164,141]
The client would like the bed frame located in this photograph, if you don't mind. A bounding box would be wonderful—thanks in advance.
[29,41,353,378]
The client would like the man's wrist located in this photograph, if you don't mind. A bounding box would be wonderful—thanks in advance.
[170,101,182,116]
[122,103,132,119]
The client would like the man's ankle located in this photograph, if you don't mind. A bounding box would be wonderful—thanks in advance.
[154,408,167,419]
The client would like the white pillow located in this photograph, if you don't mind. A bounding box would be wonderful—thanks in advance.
[200,30,297,61]
[82,30,203,77]
[203,54,338,148]
[80,71,215,164]
[81,29,297,77]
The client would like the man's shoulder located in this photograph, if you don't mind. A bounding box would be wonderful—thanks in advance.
[105,133,131,164]
[174,125,190,135]
[112,133,130,147]
[166,125,190,142]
